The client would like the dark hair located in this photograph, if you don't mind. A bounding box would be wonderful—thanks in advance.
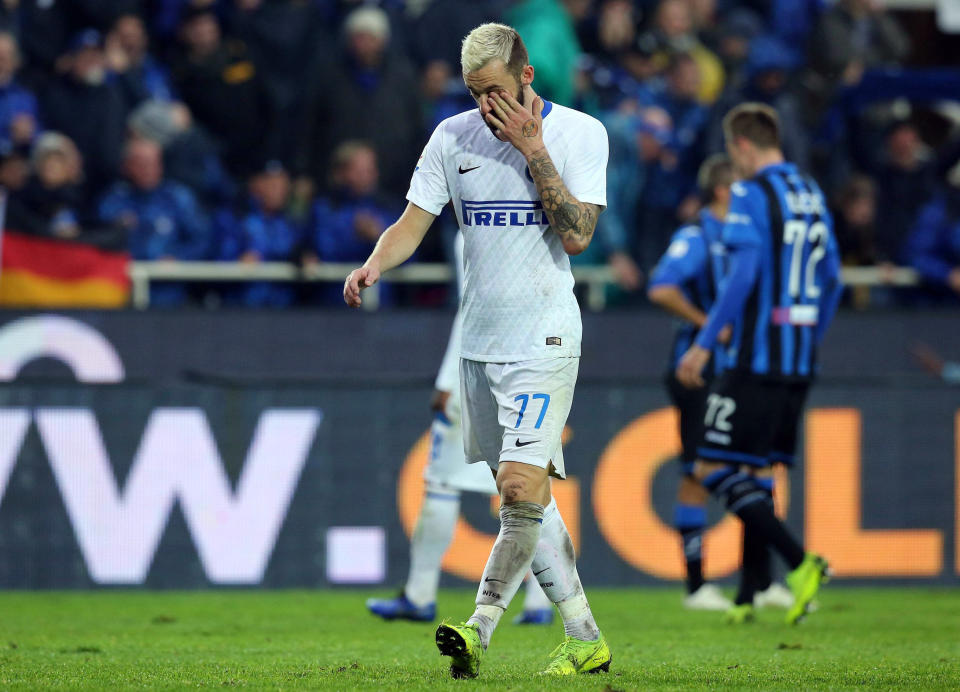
[505,29,529,82]
[722,102,781,149]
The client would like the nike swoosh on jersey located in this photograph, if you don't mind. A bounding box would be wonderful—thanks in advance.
[458,165,481,174]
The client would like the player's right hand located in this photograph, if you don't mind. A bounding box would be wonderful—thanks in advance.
[343,264,380,308]
[676,344,710,389]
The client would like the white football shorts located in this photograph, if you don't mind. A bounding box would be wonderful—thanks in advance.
[423,385,498,494]
[460,357,579,478]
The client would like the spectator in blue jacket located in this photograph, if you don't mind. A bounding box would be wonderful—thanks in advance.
[99,138,210,306]
[904,179,960,302]
[0,32,40,153]
[215,160,302,307]
[307,140,398,304]
[309,140,395,263]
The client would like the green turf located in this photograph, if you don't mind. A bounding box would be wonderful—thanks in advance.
[0,587,957,689]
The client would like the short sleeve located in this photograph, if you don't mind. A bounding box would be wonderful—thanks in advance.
[560,114,608,208]
[722,181,765,249]
[649,228,708,287]
[406,121,450,215]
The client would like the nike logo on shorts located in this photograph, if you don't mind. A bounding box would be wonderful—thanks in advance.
[515,439,538,447]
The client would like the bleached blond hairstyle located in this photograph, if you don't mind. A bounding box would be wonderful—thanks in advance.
[460,22,528,78]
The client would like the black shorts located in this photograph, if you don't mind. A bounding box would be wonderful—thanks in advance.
[665,373,709,475]
[697,371,810,468]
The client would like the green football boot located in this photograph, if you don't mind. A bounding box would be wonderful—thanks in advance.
[724,603,755,624]
[435,621,484,679]
[785,553,830,625]
[541,634,612,676]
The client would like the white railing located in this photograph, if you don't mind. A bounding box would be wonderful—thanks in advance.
[128,261,920,310]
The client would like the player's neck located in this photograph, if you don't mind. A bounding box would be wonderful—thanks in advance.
[750,149,785,175]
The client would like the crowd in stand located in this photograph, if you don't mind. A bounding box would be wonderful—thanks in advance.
[0,0,957,306]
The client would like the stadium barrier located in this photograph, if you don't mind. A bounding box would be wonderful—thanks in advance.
[0,310,955,588]
[127,261,921,310]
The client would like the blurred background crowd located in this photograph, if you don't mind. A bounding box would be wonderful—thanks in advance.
[0,0,958,307]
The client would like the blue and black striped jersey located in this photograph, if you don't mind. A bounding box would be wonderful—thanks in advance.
[649,209,731,376]
[720,162,841,379]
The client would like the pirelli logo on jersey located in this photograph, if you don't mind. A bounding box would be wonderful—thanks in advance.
[460,200,549,228]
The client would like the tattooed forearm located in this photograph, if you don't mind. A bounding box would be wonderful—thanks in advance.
[526,148,597,253]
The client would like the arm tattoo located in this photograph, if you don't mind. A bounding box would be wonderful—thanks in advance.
[526,148,597,247]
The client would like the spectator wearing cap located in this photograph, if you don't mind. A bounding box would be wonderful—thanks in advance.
[171,6,276,177]
[105,12,176,110]
[307,140,398,302]
[705,35,809,172]
[6,132,87,241]
[904,171,960,303]
[214,159,302,307]
[39,29,127,195]
[98,138,210,306]
[297,6,420,198]
[127,98,236,208]
[0,31,41,152]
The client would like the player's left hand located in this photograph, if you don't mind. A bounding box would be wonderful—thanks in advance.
[485,89,544,157]
[676,345,710,389]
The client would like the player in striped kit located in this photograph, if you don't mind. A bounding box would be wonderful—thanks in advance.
[677,103,842,625]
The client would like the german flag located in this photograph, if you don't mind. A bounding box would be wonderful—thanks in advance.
[0,231,130,307]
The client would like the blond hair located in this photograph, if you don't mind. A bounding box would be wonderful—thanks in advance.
[460,22,528,79]
[697,153,734,200]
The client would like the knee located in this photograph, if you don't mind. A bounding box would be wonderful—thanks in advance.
[499,476,529,504]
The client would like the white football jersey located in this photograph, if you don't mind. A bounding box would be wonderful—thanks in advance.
[407,101,608,363]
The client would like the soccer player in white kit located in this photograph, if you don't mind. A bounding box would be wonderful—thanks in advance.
[344,23,611,678]
[365,232,553,624]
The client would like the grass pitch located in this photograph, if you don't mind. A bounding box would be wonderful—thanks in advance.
[1,587,958,690]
